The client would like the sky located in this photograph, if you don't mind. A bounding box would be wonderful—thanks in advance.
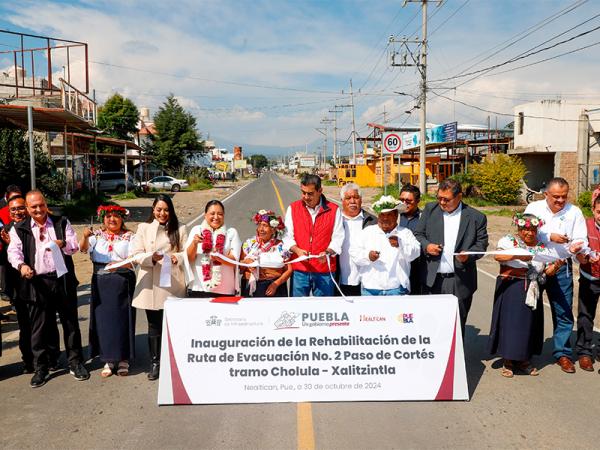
[1,0,599,157]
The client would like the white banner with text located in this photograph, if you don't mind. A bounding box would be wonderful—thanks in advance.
[157,295,468,405]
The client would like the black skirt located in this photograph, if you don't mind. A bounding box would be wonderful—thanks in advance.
[488,276,544,361]
[241,278,288,298]
[89,269,136,363]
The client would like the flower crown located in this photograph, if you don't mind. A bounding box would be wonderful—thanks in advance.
[512,212,544,229]
[97,204,129,222]
[372,195,401,214]
[252,209,285,230]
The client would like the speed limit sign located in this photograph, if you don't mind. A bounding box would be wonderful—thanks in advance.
[382,132,402,154]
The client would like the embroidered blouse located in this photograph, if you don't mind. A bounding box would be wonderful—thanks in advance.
[87,230,134,264]
[497,234,560,271]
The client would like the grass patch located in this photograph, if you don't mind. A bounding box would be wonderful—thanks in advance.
[481,208,519,217]
[322,180,338,186]
[189,179,213,191]
[111,191,139,200]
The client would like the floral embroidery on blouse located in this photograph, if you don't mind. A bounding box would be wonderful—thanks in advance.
[242,237,290,260]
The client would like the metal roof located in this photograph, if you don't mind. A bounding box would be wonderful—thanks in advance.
[0,104,95,132]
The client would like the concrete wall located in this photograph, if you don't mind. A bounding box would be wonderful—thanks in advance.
[513,100,585,153]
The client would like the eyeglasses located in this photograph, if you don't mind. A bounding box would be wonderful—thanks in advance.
[399,197,415,204]
[9,206,26,212]
[38,226,46,242]
[436,196,456,203]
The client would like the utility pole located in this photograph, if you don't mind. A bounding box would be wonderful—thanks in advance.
[321,117,334,169]
[389,0,441,195]
[329,104,352,165]
[347,80,358,163]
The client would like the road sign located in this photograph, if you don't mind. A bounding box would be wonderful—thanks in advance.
[382,132,402,154]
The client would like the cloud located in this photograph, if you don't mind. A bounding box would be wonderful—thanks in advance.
[2,0,600,151]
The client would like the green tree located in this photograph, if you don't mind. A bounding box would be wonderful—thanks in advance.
[0,128,65,200]
[470,154,527,205]
[97,93,139,140]
[249,154,268,171]
[149,95,205,172]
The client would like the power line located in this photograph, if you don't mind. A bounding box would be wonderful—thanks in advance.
[91,60,341,94]
[431,90,600,122]
[428,0,587,83]
[429,20,600,84]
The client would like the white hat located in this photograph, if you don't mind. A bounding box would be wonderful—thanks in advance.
[372,195,406,214]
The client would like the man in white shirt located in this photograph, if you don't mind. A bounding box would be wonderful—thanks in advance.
[283,174,344,296]
[524,177,587,373]
[350,196,420,295]
[337,183,376,296]
[414,179,488,338]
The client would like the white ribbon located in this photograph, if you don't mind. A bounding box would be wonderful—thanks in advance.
[104,252,153,271]
[44,241,68,278]
[159,252,172,288]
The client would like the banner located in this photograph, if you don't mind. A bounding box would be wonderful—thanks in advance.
[402,122,458,150]
[158,295,468,405]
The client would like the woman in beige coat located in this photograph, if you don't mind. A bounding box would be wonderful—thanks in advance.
[131,194,187,380]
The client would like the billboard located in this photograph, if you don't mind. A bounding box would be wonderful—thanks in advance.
[401,122,457,150]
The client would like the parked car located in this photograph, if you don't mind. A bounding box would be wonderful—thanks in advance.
[97,172,138,193]
[141,176,189,192]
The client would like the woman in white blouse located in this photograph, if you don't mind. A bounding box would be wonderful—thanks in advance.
[489,213,582,378]
[80,205,135,378]
[185,200,241,297]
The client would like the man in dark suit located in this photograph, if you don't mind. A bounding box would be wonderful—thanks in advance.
[414,179,488,337]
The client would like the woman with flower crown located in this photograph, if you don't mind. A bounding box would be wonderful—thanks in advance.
[185,200,241,297]
[240,210,292,297]
[489,212,581,378]
[80,204,135,378]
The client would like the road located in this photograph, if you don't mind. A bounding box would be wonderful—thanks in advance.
[0,172,598,449]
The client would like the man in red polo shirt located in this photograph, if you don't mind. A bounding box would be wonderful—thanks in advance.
[283,174,344,296]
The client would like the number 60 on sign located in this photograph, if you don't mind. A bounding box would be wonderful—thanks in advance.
[382,132,402,154]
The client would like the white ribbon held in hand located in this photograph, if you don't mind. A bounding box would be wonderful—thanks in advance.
[45,241,68,278]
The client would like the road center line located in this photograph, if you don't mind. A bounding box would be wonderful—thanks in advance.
[270,177,315,449]
[270,177,287,216]
[297,402,315,450]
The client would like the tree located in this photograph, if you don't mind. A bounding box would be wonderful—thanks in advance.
[470,154,527,205]
[149,95,205,172]
[97,93,139,140]
[0,128,65,200]
[249,154,268,171]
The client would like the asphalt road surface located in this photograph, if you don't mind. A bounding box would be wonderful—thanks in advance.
[1,172,598,449]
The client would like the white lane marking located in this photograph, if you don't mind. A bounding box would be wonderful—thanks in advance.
[186,179,256,227]
[478,267,600,333]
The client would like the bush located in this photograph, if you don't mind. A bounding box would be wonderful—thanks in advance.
[578,191,592,209]
[448,172,475,196]
[189,179,212,190]
[578,190,592,217]
[60,189,109,221]
[470,154,527,205]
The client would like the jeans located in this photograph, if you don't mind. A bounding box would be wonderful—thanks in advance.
[543,263,574,359]
[292,271,334,297]
[361,286,409,296]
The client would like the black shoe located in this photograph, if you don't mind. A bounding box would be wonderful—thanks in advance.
[23,364,35,375]
[147,362,160,381]
[30,370,49,388]
[69,363,90,381]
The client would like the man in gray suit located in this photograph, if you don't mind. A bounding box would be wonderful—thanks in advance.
[414,179,488,337]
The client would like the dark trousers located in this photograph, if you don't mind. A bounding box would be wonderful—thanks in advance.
[29,275,83,371]
[424,274,472,338]
[576,276,600,357]
[339,284,361,297]
[14,299,35,366]
[145,309,163,363]
[145,309,163,340]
